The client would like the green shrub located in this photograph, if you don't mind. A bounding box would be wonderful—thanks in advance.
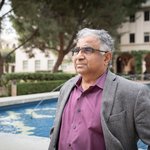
[1,72,75,86]
[0,72,76,96]
[17,80,66,95]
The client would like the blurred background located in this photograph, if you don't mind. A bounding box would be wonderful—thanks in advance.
[0,0,150,97]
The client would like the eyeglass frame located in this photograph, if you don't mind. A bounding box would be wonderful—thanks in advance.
[71,46,108,56]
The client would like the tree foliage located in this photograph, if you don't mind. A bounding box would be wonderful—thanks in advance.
[10,0,146,72]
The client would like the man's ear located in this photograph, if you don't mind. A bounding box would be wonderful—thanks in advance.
[104,52,112,65]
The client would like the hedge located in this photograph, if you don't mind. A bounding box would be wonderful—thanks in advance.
[3,72,75,80]
[0,72,76,96]
[17,80,66,95]
[1,72,75,86]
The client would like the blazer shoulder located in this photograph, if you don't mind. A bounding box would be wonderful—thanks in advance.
[116,74,148,91]
[60,75,79,91]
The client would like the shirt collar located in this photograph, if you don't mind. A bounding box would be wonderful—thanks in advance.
[76,70,108,90]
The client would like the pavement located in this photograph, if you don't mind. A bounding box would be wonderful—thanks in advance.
[0,132,50,150]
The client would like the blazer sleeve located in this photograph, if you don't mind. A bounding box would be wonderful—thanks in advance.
[134,85,150,149]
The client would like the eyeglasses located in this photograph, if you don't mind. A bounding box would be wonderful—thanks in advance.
[71,46,108,56]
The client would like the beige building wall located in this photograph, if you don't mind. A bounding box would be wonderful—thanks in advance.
[15,48,75,73]
[118,0,150,52]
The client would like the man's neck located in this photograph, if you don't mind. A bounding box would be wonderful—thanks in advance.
[80,71,106,91]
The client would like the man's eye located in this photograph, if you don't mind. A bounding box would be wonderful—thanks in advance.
[84,47,93,52]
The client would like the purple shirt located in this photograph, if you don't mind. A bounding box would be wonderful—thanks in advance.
[58,72,107,150]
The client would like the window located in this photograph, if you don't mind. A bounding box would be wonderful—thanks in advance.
[35,60,40,71]
[129,33,135,43]
[47,60,54,70]
[23,60,28,71]
[144,32,150,42]
[144,11,150,21]
[129,14,135,22]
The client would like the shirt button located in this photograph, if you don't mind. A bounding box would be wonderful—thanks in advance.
[73,125,76,129]
[77,108,81,112]
[68,143,71,147]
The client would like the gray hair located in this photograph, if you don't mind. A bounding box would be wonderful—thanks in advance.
[76,28,114,52]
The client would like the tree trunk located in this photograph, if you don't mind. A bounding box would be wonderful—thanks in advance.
[52,32,65,72]
[52,30,77,72]
[52,51,65,72]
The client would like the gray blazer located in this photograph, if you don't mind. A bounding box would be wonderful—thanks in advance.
[48,71,150,150]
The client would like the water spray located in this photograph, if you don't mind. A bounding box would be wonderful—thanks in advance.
[30,83,64,119]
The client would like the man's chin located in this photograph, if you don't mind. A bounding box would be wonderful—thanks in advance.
[76,69,87,75]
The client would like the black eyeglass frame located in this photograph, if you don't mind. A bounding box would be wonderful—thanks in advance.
[71,46,108,56]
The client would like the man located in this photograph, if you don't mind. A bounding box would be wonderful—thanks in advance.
[48,28,150,150]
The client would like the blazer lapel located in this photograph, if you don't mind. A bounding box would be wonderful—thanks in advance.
[57,75,80,116]
[101,71,118,122]
[101,71,124,150]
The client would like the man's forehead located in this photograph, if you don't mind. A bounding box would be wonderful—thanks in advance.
[77,36,100,46]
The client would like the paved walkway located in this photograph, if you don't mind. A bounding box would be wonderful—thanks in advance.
[0,133,50,150]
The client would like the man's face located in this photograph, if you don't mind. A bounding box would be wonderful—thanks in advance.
[72,36,111,76]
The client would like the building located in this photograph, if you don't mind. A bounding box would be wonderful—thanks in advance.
[0,38,17,74]
[15,48,75,73]
[116,0,150,76]
[1,38,75,73]
[118,0,150,51]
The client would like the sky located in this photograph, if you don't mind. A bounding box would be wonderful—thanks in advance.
[0,0,18,41]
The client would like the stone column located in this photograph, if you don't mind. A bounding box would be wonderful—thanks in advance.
[11,80,17,96]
